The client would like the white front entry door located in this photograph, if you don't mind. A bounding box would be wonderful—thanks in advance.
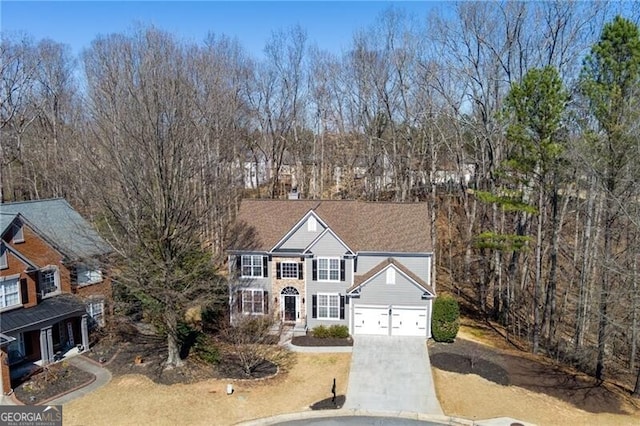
[391,306,427,337]
[353,305,389,335]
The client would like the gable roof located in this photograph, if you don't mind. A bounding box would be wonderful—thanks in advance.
[229,199,431,253]
[347,258,435,295]
[0,213,18,236]
[0,198,110,259]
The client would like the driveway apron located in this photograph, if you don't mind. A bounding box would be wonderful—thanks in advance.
[344,336,443,415]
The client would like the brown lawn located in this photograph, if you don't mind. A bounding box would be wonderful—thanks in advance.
[63,353,351,426]
[432,327,640,426]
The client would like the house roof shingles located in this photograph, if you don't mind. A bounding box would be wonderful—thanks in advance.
[230,200,432,253]
[0,198,110,259]
[0,294,88,333]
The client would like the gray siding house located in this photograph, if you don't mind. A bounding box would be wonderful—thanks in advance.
[228,200,435,338]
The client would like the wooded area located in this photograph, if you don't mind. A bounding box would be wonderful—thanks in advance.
[2,2,640,387]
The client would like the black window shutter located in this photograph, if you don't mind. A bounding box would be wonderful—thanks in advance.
[340,259,346,281]
[264,291,269,314]
[299,263,304,280]
[236,256,242,276]
[20,278,29,305]
[340,296,345,319]
[262,256,268,277]
[276,262,281,279]
[236,290,242,313]
[312,260,317,281]
[312,295,317,318]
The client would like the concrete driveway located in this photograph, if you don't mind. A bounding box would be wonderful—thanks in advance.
[344,336,443,415]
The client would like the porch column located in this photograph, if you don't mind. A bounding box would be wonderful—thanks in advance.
[39,326,53,365]
[81,314,89,352]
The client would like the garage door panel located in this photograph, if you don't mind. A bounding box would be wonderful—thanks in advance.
[391,306,427,337]
[354,306,389,335]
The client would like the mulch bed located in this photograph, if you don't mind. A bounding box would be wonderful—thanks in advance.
[13,362,94,405]
[291,335,353,347]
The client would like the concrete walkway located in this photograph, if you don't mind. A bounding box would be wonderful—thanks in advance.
[47,356,111,405]
[344,336,443,415]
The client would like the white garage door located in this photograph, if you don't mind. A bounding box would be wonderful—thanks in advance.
[391,306,427,337]
[353,306,389,335]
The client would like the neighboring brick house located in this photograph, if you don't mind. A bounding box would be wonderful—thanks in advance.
[0,199,111,394]
[228,200,435,337]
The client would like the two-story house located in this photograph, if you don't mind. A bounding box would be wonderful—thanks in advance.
[228,200,435,337]
[0,199,111,395]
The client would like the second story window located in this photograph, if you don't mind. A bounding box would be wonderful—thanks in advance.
[0,275,21,310]
[40,267,60,298]
[318,258,340,281]
[13,221,24,243]
[241,255,266,278]
[277,261,303,280]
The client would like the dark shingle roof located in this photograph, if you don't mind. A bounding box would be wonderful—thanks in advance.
[229,200,432,253]
[0,294,88,333]
[347,258,435,295]
[0,213,17,236]
[0,198,110,259]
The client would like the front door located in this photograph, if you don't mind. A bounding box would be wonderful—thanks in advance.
[284,295,297,321]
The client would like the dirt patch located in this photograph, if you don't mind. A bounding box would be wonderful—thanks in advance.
[63,352,351,426]
[291,335,353,347]
[14,362,94,405]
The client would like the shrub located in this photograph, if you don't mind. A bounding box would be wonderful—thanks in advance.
[312,325,350,339]
[328,325,350,338]
[312,325,330,338]
[432,295,460,343]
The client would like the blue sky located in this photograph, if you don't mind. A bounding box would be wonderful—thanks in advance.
[1,1,444,59]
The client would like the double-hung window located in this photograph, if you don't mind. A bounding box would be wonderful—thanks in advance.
[241,289,265,314]
[317,293,340,319]
[318,258,340,281]
[0,275,21,309]
[88,299,105,327]
[241,255,264,278]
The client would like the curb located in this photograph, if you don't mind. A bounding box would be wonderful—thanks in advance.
[237,409,469,425]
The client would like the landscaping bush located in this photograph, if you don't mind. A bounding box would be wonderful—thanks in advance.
[432,295,460,343]
[311,325,350,339]
[328,325,350,338]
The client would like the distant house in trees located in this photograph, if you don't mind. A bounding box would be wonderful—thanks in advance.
[0,198,111,395]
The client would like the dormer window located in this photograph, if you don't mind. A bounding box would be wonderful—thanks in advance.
[13,221,24,243]
[40,267,61,298]
[77,264,103,286]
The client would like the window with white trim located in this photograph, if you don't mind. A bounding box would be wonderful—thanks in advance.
[241,289,265,314]
[40,268,60,298]
[88,299,105,327]
[241,255,264,278]
[280,262,299,279]
[317,293,340,319]
[318,258,340,281]
[77,264,103,286]
[0,275,21,309]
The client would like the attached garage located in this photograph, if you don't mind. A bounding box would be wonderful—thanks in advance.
[347,258,435,338]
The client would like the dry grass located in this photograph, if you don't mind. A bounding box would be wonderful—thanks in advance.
[63,353,351,425]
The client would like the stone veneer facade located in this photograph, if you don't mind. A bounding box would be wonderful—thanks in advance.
[271,257,306,323]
